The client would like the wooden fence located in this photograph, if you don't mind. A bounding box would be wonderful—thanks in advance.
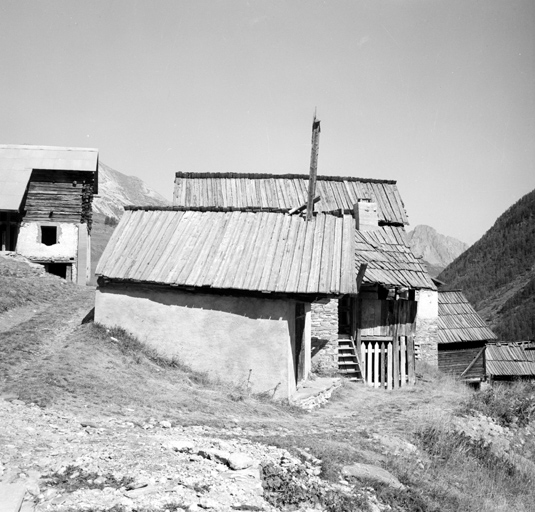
[359,335,416,389]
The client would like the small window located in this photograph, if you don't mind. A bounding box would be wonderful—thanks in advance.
[41,226,58,246]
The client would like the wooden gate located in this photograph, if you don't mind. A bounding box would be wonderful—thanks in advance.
[358,335,416,389]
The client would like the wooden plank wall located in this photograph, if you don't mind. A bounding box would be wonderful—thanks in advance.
[23,170,94,225]
[359,297,417,338]
[438,342,486,379]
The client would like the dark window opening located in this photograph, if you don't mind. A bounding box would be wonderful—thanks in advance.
[45,263,70,280]
[41,226,57,246]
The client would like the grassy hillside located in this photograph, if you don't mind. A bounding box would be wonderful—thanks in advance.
[2,257,535,511]
[438,189,535,341]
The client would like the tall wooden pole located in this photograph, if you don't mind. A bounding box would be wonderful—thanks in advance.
[306,112,321,221]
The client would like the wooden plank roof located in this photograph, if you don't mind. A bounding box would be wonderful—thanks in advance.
[96,208,360,296]
[437,290,497,344]
[0,145,99,210]
[486,342,535,377]
[174,172,409,226]
[355,226,436,290]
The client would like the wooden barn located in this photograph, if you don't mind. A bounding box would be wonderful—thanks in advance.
[486,342,535,382]
[95,207,361,399]
[436,290,497,381]
[0,145,98,284]
[172,172,438,388]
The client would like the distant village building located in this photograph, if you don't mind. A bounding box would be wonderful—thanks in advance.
[486,342,535,381]
[436,290,497,381]
[0,145,98,284]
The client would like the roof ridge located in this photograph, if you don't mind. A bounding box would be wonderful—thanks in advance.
[0,144,98,152]
[174,171,397,185]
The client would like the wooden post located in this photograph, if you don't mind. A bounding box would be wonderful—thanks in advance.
[407,335,416,385]
[380,341,386,389]
[360,341,366,382]
[400,335,407,387]
[374,342,380,388]
[393,335,399,388]
[367,342,373,387]
[387,342,393,390]
[306,113,321,221]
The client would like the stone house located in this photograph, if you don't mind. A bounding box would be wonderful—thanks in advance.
[0,145,98,284]
[95,207,361,399]
[172,172,438,387]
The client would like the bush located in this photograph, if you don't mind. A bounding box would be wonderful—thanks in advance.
[462,382,535,428]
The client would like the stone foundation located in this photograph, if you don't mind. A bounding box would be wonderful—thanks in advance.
[311,299,339,375]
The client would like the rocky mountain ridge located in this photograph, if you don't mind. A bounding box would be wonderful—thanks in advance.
[93,162,170,220]
[406,225,468,277]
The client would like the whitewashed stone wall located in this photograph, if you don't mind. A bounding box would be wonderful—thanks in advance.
[415,289,439,365]
[311,299,339,375]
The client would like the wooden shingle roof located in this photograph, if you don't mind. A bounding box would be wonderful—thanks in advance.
[96,208,359,296]
[174,172,409,226]
[355,226,436,290]
[486,343,535,377]
[437,290,497,344]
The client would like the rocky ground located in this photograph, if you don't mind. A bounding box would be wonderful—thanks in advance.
[0,395,405,512]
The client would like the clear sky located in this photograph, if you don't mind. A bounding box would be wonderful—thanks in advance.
[1,0,533,244]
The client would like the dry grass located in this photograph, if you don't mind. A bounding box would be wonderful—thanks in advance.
[2,256,535,511]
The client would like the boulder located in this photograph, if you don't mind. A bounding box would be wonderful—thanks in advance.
[227,453,254,471]
[341,463,405,490]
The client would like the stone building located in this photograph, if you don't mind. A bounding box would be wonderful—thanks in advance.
[95,207,360,399]
[0,145,98,284]
[169,172,438,388]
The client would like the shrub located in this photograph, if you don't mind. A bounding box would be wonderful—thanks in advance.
[462,382,535,428]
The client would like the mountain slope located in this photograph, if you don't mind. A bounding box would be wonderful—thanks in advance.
[93,161,170,219]
[438,189,535,341]
[406,225,468,277]
[91,163,170,283]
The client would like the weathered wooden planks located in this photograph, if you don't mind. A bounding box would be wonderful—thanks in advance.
[173,172,409,225]
[96,209,360,296]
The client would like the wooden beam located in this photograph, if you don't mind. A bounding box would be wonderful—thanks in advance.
[289,196,320,215]
[356,263,368,291]
[460,347,486,378]
[306,113,321,221]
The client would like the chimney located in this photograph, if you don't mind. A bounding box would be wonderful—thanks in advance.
[354,199,379,231]
[306,112,321,221]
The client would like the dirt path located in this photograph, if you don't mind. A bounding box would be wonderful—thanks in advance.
[0,303,49,334]
[0,286,95,398]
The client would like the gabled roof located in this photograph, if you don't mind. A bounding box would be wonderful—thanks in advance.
[0,168,32,212]
[437,290,497,343]
[174,172,409,226]
[96,208,359,296]
[0,145,99,211]
[355,226,436,290]
[486,342,535,377]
